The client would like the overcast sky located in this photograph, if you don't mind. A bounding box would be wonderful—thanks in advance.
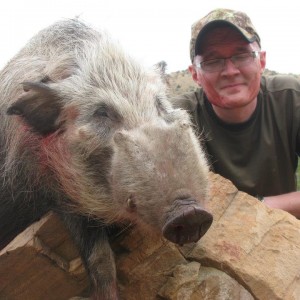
[1,0,300,74]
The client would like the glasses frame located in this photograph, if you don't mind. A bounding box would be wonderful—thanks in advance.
[195,51,261,73]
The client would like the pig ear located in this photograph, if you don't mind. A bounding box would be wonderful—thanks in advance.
[155,61,167,75]
[7,82,63,135]
[154,61,169,85]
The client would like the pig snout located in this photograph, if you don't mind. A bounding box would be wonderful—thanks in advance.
[163,199,213,246]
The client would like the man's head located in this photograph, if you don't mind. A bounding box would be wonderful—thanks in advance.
[188,8,266,123]
[190,8,261,62]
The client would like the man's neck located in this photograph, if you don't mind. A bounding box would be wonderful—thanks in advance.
[211,98,258,124]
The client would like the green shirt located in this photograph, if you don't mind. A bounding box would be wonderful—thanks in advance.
[171,75,300,197]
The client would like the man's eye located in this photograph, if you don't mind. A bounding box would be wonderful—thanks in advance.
[204,59,221,67]
[235,53,251,61]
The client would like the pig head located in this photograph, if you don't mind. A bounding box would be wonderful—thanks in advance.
[7,77,213,246]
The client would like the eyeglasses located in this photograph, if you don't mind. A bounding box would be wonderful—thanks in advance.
[195,51,261,73]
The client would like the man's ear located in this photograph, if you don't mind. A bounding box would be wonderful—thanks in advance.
[7,82,63,135]
[259,51,267,74]
[189,65,202,86]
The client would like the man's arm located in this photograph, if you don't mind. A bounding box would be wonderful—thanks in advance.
[263,192,300,218]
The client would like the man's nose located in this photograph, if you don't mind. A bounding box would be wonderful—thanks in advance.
[221,58,240,74]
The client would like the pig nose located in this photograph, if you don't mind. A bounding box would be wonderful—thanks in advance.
[162,205,213,246]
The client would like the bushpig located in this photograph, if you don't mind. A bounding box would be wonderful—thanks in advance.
[0,19,213,299]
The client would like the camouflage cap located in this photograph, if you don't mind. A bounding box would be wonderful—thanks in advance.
[190,8,261,62]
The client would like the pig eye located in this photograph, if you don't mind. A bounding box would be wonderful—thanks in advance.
[94,105,109,118]
[40,76,52,83]
[93,104,122,125]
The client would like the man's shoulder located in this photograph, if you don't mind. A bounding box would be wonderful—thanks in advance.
[170,89,203,113]
[262,74,300,93]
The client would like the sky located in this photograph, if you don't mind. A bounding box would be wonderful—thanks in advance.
[1,0,300,74]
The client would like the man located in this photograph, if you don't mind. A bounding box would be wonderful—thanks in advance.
[171,8,300,217]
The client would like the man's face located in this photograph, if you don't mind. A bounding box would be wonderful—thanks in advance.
[189,26,266,109]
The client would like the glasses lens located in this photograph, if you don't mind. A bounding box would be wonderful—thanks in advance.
[201,59,224,72]
[233,52,256,67]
